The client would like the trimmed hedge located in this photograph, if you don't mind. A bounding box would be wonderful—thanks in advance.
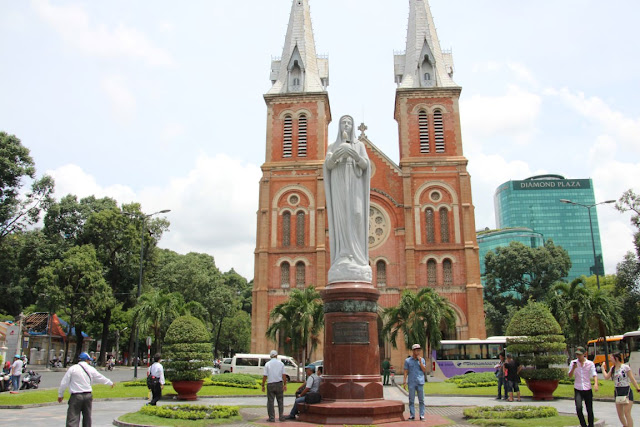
[139,404,239,420]
[464,405,558,420]
[446,372,499,388]
[164,316,212,382]
[209,373,260,389]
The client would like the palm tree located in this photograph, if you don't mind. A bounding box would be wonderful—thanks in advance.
[134,289,183,353]
[382,288,455,369]
[547,278,591,348]
[265,286,324,364]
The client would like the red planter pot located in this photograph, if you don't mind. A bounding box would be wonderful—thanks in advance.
[171,380,204,401]
[524,379,559,401]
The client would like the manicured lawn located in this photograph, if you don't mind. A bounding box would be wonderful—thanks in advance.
[118,411,242,426]
[466,415,587,426]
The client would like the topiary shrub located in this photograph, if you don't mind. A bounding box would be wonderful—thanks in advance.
[506,301,566,381]
[139,404,239,420]
[164,315,212,382]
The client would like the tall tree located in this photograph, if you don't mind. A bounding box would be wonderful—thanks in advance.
[266,287,324,364]
[133,290,183,354]
[0,131,55,241]
[547,278,592,348]
[382,288,455,369]
[616,252,640,331]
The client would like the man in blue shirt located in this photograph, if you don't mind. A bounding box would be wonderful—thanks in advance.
[403,343,427,420]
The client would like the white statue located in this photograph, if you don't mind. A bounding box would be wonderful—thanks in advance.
[324,115,372,284]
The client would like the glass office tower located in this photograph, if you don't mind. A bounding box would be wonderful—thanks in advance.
[494,174,605,280]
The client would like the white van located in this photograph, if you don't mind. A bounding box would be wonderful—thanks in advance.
[223,353,299,381]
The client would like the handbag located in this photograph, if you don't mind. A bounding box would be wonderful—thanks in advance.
[615,387,630,405]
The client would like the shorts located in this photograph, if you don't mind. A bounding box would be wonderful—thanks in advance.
[615,386,633,401]
[506,380,520,393]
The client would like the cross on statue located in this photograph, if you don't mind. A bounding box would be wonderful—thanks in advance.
[358,122,367,138]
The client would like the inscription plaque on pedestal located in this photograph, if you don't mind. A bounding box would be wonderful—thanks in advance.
[332,321,369,344]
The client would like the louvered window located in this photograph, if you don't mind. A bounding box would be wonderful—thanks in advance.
[283,115,293,158]
[376,260,387,287]
[297,115,307,157]
[434,109,445,152]
[419,110,429,153]
[425,208,435,243]
[296,211,305,246]
[296,262,305,288]
[427,260,437,286]
[443,259,453,286]
[282,212,291,247]
[281,262,290,288]
[440,208,450,243]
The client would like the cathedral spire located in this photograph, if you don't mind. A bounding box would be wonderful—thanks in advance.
[268,0,329,94]
[394,0,456,88]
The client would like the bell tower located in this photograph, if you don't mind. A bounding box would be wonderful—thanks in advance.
[252,0,332,353]
[394,0,486,339]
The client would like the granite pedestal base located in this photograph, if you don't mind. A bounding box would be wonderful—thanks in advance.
[298,399,406,424]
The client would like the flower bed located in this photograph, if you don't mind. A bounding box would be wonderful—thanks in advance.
[464,405,557,420]
[139,404,239,420]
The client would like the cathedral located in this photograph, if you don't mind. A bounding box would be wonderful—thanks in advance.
[251,0,486,368]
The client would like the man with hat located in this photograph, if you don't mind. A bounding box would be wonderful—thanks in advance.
[286,364,320,420]
[569,346,598,427]
[9,354,23,394]
[261,350,287,422]
[57,352,114,427]
[403,344,427,420]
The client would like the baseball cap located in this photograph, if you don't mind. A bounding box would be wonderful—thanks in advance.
[411,344,421,350]
[305,365,316,372]
[575,346,586,355]
[14,354,20,358]
[78,352,93,361]
[270,350,278,357]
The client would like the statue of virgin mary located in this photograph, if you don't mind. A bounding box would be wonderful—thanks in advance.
[323,115,372,284]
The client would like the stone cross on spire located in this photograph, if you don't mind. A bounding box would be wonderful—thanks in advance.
[358,122,368,138]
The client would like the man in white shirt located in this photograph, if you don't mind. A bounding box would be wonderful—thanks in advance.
[10,354,23,394]
[147,353,165,406]
[261,350,287,422]
[568,346,598,427]
[58,352,114,427]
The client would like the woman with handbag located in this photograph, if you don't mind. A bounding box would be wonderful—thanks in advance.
[603,352,640,427]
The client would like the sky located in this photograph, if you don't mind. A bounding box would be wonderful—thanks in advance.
[1,0,639,280]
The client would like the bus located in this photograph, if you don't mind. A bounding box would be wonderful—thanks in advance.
[431,337,506,379]
[623,330,640,377]
[586,335,626,370]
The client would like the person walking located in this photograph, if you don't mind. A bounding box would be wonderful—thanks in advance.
[403,344,427,421]
[9,354,23,394]
[146,353,165,406]
[569,346,598,427]
[495,353,506,400]
[261,350,287,422]
[504,353,522,402]
[57,352,114,427]
[382,357,391,386]
[286,365,320,420]
[603,352,639,427]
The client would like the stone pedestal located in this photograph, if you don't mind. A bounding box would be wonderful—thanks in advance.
[298,282,405,424]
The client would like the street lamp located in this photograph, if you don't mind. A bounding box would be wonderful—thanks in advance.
[124,209,170,378]
[559,198,615,371]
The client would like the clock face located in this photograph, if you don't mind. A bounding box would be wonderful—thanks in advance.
[369,205,389,249]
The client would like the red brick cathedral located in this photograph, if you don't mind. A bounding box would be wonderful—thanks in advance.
[252,0,486,367]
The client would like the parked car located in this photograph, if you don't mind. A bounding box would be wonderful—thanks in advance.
[222,353,299,381]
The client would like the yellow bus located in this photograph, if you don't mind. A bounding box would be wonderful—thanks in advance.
[586,335,626,370]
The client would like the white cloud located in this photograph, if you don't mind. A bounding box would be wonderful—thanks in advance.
[31,0,173,66]
[460,85,542,144]
[101,75,137,123]
[47,154,261,279]
[160,123,185,144]
[472,61,538,86]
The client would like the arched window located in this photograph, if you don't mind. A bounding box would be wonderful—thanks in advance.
[296,261,305,288]
[439,207,450,243]
[424,72,431,81]
[282,212,291,247]
[281,262,290,288]
[419,110,429,153]
[376,260,387,287]
[296,211,305,246]
[427,260,437,286]
[297,114,307,157]
[283,115,293,158]
[443,259,453,286]
[425,208,435,243]
[433,109,445,152]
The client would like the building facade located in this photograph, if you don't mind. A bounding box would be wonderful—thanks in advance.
[494,174,605,280]
[252,0,486,368]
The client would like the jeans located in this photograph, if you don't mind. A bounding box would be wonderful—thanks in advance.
[407,382,425,418]
[574,388,594,427]
[11,375,20,391]
[289,396,306,417]
[496,376,505,398]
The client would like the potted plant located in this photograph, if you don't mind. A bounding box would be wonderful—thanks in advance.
[506,301,567,400]
[164,315,212,400]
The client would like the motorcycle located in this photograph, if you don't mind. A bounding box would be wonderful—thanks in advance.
[20,370,41,390]
[50,359,63,368]
[0,373,11,392]
[106,360,115,371]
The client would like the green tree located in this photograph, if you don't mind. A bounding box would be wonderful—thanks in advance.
[616,252,640,331]
[0,132,55,241]
[382,288,455,369]
[266,287,324,364]
[547,278,592,348]
[133,289,183,354]
[484,240,571,334]
[217,310,251,356]
[35,245,114,363]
